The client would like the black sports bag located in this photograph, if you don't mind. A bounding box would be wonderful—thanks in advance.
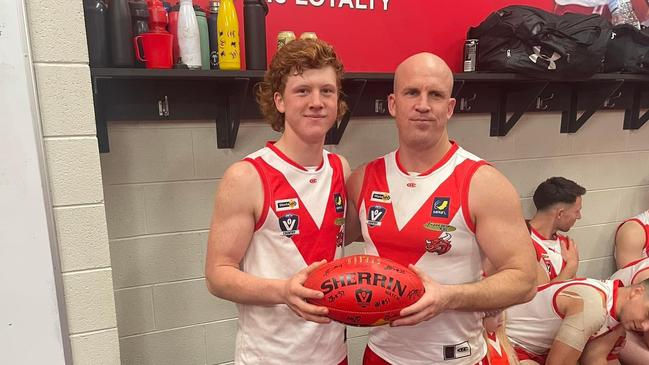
[467,5,612,79]
[604,24,649,74]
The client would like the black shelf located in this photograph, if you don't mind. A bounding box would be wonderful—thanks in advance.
[90,68,649,152]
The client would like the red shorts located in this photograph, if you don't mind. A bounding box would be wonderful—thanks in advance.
[514,346,547,365]
[363,346,488,365]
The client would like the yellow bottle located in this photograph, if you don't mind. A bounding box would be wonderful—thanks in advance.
[217,0,241,70]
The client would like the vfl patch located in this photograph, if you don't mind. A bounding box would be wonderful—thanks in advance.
[367,206,386,227]
[431,197,450,218]
[423,223,457,232]
[333,193,344,213]
[370,191,391,203]
[279,214,300,237]
[425,233,452,255]
[275,198,299,212]
[443,341,471,360]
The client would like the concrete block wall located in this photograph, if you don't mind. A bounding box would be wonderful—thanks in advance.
[101,111,649,364]
[25,0,120,363]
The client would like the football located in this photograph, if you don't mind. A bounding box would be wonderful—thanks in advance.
[303,254,425,326]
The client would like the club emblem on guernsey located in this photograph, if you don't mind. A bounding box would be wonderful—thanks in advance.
[279,214,300,237]
[333,193,344,213]
[431,197,450,218]
[425,233,452,255]
[367,206,386,227]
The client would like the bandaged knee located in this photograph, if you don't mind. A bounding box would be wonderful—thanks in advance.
[554,286,607,351]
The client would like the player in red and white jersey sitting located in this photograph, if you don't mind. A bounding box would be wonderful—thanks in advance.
[610,256,649,364]
[205,39,351,365]
[505,277,649,365]
[528,177,585,285]
[615,210,649,269]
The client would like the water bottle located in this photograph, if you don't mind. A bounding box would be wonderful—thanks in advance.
[217,0,241,70]
[147,0,169,33]
[177,0,202,68]
[129,0,150,68]
[107,0,135,67]
[243,0,268,70]
[83,0,109,67]
[195,8,210,70]
[207,1,219,69]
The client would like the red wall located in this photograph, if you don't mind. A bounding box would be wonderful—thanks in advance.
[177,0,556,72]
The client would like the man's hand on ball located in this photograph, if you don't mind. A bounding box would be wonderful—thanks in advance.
[391,264,452,327]
[283,259,331,324]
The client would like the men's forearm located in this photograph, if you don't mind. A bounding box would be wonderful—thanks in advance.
[206,265,286,305]
[444,268,535,311]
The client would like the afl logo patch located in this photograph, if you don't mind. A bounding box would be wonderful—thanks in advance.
[370,191,391,203]
[275,198,299,212]
[431,197,450,218]
[279,214,300,237]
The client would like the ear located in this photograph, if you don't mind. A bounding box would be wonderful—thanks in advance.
[274,91,285,114]
[447,98,456,119]
[387,93,397,118]
[630,284,646,300]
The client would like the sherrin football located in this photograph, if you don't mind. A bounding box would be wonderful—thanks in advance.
[303,255,425,326]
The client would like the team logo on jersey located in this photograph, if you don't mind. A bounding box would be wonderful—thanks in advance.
[355,288,372,308]
[541,254,553,274]
[333,193,345,213]
[443,341,471,360]
[275,198,299,212]
[425,233,452,255]
[279,214,300,237]
[370,191,391,203]
[367,206,386,227]
[423,223,456,232]
[431,197,450,218]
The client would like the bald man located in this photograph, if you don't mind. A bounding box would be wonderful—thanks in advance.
[345,53,537,365]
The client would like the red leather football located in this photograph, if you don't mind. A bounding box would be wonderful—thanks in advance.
[304,254,425,326]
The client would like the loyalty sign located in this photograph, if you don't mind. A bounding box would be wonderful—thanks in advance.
[267,0,391,11]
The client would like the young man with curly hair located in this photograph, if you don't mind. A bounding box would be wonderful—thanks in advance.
[205,39,351,365]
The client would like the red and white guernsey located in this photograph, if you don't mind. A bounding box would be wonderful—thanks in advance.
[506,279,622,356]
[530,227,567,281]
[617,210,649,259]
[235,142,347,365]
[358,142,488,364]
[610,256,649,286]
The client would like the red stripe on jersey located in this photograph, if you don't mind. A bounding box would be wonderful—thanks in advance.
[266,141,324,171]
[394,142,459,177]
[244,157,270,232]
[461,160,488,233]
[253,154,345,265]
[361,157,479,268]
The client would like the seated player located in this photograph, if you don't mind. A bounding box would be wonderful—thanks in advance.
[610,256,649,365]
[615,209,649,269]
[505,277,649,365]
[527,177,585,285]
